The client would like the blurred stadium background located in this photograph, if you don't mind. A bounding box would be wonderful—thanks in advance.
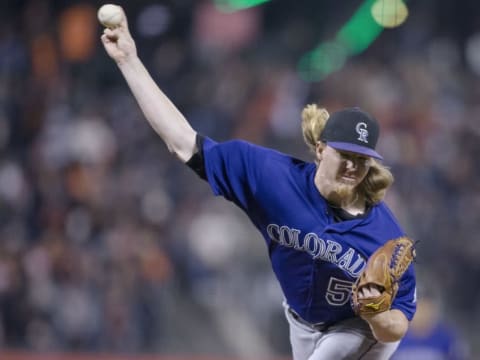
[0,0,479,359]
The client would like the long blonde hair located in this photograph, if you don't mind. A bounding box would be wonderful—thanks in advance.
[301,104,393,205]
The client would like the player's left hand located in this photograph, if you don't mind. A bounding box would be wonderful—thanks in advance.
[351,237,416,316]
[357,284,382,299]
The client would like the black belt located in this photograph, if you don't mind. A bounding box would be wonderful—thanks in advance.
[288,308,330,332]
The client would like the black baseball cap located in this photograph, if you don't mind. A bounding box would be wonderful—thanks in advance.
[320,107,383,160]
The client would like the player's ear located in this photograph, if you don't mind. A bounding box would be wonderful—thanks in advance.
[315,141,325,162]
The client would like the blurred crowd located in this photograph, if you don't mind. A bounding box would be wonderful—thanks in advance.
[0,0,479,358]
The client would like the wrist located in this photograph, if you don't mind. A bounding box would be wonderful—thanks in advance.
[362,309,408,342]
[116,53,139,68]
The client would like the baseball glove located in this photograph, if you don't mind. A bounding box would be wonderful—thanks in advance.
[351,236,416,316]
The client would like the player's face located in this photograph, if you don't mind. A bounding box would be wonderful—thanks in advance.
[315,144,372,201]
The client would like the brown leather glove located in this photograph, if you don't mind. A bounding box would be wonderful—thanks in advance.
[351,237,416,315]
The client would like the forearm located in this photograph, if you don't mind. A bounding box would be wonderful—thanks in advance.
[117,56,197,162]
[363,309,409,343]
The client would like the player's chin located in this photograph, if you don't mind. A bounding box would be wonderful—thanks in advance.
[332,182,356,199]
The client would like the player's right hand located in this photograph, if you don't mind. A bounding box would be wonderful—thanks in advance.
[100,7,137,64]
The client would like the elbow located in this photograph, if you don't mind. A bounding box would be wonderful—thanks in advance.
[167,130,198,163]
[169,146,195,163]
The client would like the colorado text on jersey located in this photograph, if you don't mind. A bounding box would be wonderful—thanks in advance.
[267,223,366,277]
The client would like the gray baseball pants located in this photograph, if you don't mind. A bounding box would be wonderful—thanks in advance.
[284,302,400,360]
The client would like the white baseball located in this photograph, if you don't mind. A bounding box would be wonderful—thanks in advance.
[97,4,123,28]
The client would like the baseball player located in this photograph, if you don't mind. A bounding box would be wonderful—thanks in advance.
[100,7,416,359]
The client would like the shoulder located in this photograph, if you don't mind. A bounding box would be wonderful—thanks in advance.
[371,202,404,229]
[205,137,309,168]
[364,202,407,243]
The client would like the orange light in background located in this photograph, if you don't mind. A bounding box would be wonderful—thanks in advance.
[58,4,97,62]
[31,33,59,81]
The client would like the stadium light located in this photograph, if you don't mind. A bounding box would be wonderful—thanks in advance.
[298,0,409,81]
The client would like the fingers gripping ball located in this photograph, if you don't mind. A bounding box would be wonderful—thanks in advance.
[98,4,123,28]
[352,237,416,316]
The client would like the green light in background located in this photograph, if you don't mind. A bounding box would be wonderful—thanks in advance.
[298,42,348,82]
[214,0,271,12]
[210,0,409,81]
[298,0,410,81]
[336,0,383,55]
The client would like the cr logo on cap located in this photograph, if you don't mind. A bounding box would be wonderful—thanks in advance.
[356,122,369,143]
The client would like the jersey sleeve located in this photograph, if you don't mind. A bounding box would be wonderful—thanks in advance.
[201,137,269,211]
[390,264,416,321]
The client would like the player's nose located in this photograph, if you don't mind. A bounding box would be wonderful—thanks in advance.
[344,158,356,170]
